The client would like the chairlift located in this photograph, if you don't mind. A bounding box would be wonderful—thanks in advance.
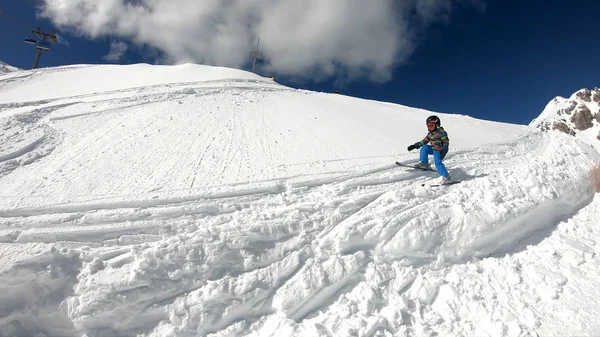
[36,42,51,51]
[249,50,263,60]
[24,37,37,45]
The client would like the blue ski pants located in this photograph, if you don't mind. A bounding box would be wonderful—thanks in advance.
[420,145,449,177]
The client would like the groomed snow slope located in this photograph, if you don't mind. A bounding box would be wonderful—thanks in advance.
[0,64,599,337]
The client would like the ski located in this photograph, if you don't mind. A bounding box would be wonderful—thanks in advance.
[422,180,461,187]
[395,161,435,171]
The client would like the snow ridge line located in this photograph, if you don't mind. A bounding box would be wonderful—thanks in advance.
[0,136,45,163]
[0,78,288,107]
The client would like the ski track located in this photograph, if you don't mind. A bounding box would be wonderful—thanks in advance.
[0,75,599,336]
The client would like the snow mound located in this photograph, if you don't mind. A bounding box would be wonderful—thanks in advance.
[530,88,600,147]
[0,61,20,75]
[0,63,268,104]
[0,248,81,337]
[0,108,60,177]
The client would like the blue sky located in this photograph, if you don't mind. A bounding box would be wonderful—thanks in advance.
[1,0,599,125]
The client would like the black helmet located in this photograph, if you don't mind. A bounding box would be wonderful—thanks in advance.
[426,115,440,128]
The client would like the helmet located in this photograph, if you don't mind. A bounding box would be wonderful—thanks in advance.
[426,115,440,128]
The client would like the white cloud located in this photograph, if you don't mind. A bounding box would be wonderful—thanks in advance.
[56,34,71,49]
[37,0,484,82]
[103,41,128,62]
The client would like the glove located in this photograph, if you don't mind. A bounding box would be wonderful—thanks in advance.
[407,144,417,151]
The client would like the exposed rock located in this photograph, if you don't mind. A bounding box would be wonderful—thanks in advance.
[570,105,593,130]
[536,89,600,144]
[552,121,576,136]
[537,121,548,132]
[575,89,592,102]
[558,101,577,115]
[593,88,600,103]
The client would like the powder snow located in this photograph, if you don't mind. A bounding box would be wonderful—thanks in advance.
[0,63,599,337]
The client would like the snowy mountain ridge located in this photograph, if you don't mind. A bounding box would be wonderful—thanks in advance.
[0,61,20,74]
[0,63,599,337]
[531,87,600,148]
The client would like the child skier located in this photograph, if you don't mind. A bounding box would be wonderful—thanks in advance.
[407,115,451,184]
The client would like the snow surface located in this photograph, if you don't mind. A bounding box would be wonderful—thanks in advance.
[0,61,20,75]
[0,63,599,337]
